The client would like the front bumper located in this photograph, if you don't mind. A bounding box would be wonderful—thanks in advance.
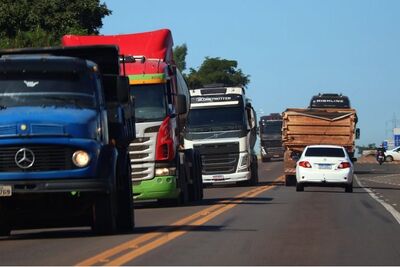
[0,178,112,194]
[296,168,353,185]
[132,175,180,200]
[202,171,251,184]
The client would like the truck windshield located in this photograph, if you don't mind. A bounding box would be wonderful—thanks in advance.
[261,121,282,134]
[130,84,167,122]
[187,106,245,132]
[0,72,96,109]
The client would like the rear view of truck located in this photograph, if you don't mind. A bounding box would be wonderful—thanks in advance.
[282,93,359,186]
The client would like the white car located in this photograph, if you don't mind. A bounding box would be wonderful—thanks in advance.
[385,146,400,162]
[296,145,354,192]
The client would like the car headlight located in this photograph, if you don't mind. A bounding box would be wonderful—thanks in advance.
[155,167,176,176]
[72,150,90,168]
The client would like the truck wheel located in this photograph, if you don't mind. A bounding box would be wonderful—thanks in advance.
[345,182,353,193]
[285,175,295,186]
[262,157,270,163]
[92,193,117,235]
[296,182,304,192]
[249,158,259,186]
[0,203,11,237]
[116,153,135,233]
[188,149,204,202]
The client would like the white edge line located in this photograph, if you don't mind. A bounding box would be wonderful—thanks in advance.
[355,174,400,225]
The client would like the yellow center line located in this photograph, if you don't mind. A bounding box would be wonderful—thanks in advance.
[76,176,284,266]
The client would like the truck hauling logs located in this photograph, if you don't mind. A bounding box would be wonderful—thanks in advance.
[282,93,360,186]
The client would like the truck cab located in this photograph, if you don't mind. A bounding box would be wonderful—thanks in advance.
[259,113,284,162]
[184,86,258,185]
[62,29,203,204]
[0,46,135,236]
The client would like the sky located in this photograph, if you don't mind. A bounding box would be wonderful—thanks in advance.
[101,0,400,147]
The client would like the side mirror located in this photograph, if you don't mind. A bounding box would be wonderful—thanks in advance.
[355,128,361,139]
[117,76,130,103]
[102,75,130,103]
[176,94,187,115]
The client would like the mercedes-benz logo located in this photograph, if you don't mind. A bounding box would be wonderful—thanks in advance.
[15,148,35,169]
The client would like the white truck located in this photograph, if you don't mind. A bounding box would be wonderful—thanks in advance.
[184,85,258,185]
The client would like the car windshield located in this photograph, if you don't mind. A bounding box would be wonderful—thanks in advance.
[187,106,245,132]
[130,84,167,122]
[0,72,96,109]
[305,147,345,157]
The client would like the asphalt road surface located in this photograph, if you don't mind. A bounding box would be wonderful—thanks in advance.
[1,160,400,265]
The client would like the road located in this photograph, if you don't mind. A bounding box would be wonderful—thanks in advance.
[1,161,400,265]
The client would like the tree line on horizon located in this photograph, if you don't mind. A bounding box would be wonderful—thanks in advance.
[0,0,250,88]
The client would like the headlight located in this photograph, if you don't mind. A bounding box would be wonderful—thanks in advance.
[155,167,176,176]
[240,153,249,168]
[72,150,90,167]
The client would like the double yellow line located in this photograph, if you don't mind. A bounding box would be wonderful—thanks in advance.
[77,176,284,266]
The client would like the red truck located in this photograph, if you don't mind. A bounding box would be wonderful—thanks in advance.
[62,29,203,204]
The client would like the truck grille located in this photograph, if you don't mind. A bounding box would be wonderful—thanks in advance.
[200,153,239,174]
[128,135,156,181]
[194,142,240,175]
[0,145,75,172]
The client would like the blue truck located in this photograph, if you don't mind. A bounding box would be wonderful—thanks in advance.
[0,45,135,236]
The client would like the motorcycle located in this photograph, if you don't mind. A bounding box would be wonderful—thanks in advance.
[376,150,385,165]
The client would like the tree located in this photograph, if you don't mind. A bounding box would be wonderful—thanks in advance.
[186,57,250,88]
[173,44,187,72]
[0,0,111,48]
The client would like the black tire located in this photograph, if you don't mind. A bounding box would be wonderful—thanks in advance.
[285,175,296,186]
[345,183,353,193]
[186,149,204,202]
[249,157,259,186]
[92,192,117,235]
[296,182,304,192]
[191,150,204,201]
[386,156,393,162]
[115,152,134,233]
[262,157,270,163]
[0,203,11,237]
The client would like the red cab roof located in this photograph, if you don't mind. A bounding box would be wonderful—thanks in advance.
[62,29,174,62]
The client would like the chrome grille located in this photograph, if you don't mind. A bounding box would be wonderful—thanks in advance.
[0,145,75,172]
[194,142,240,175]
[200,153,239,174]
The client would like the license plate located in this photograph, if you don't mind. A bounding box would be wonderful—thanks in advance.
[212,175,224,181]
[0,185,12,197]
[318,164,332,170]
